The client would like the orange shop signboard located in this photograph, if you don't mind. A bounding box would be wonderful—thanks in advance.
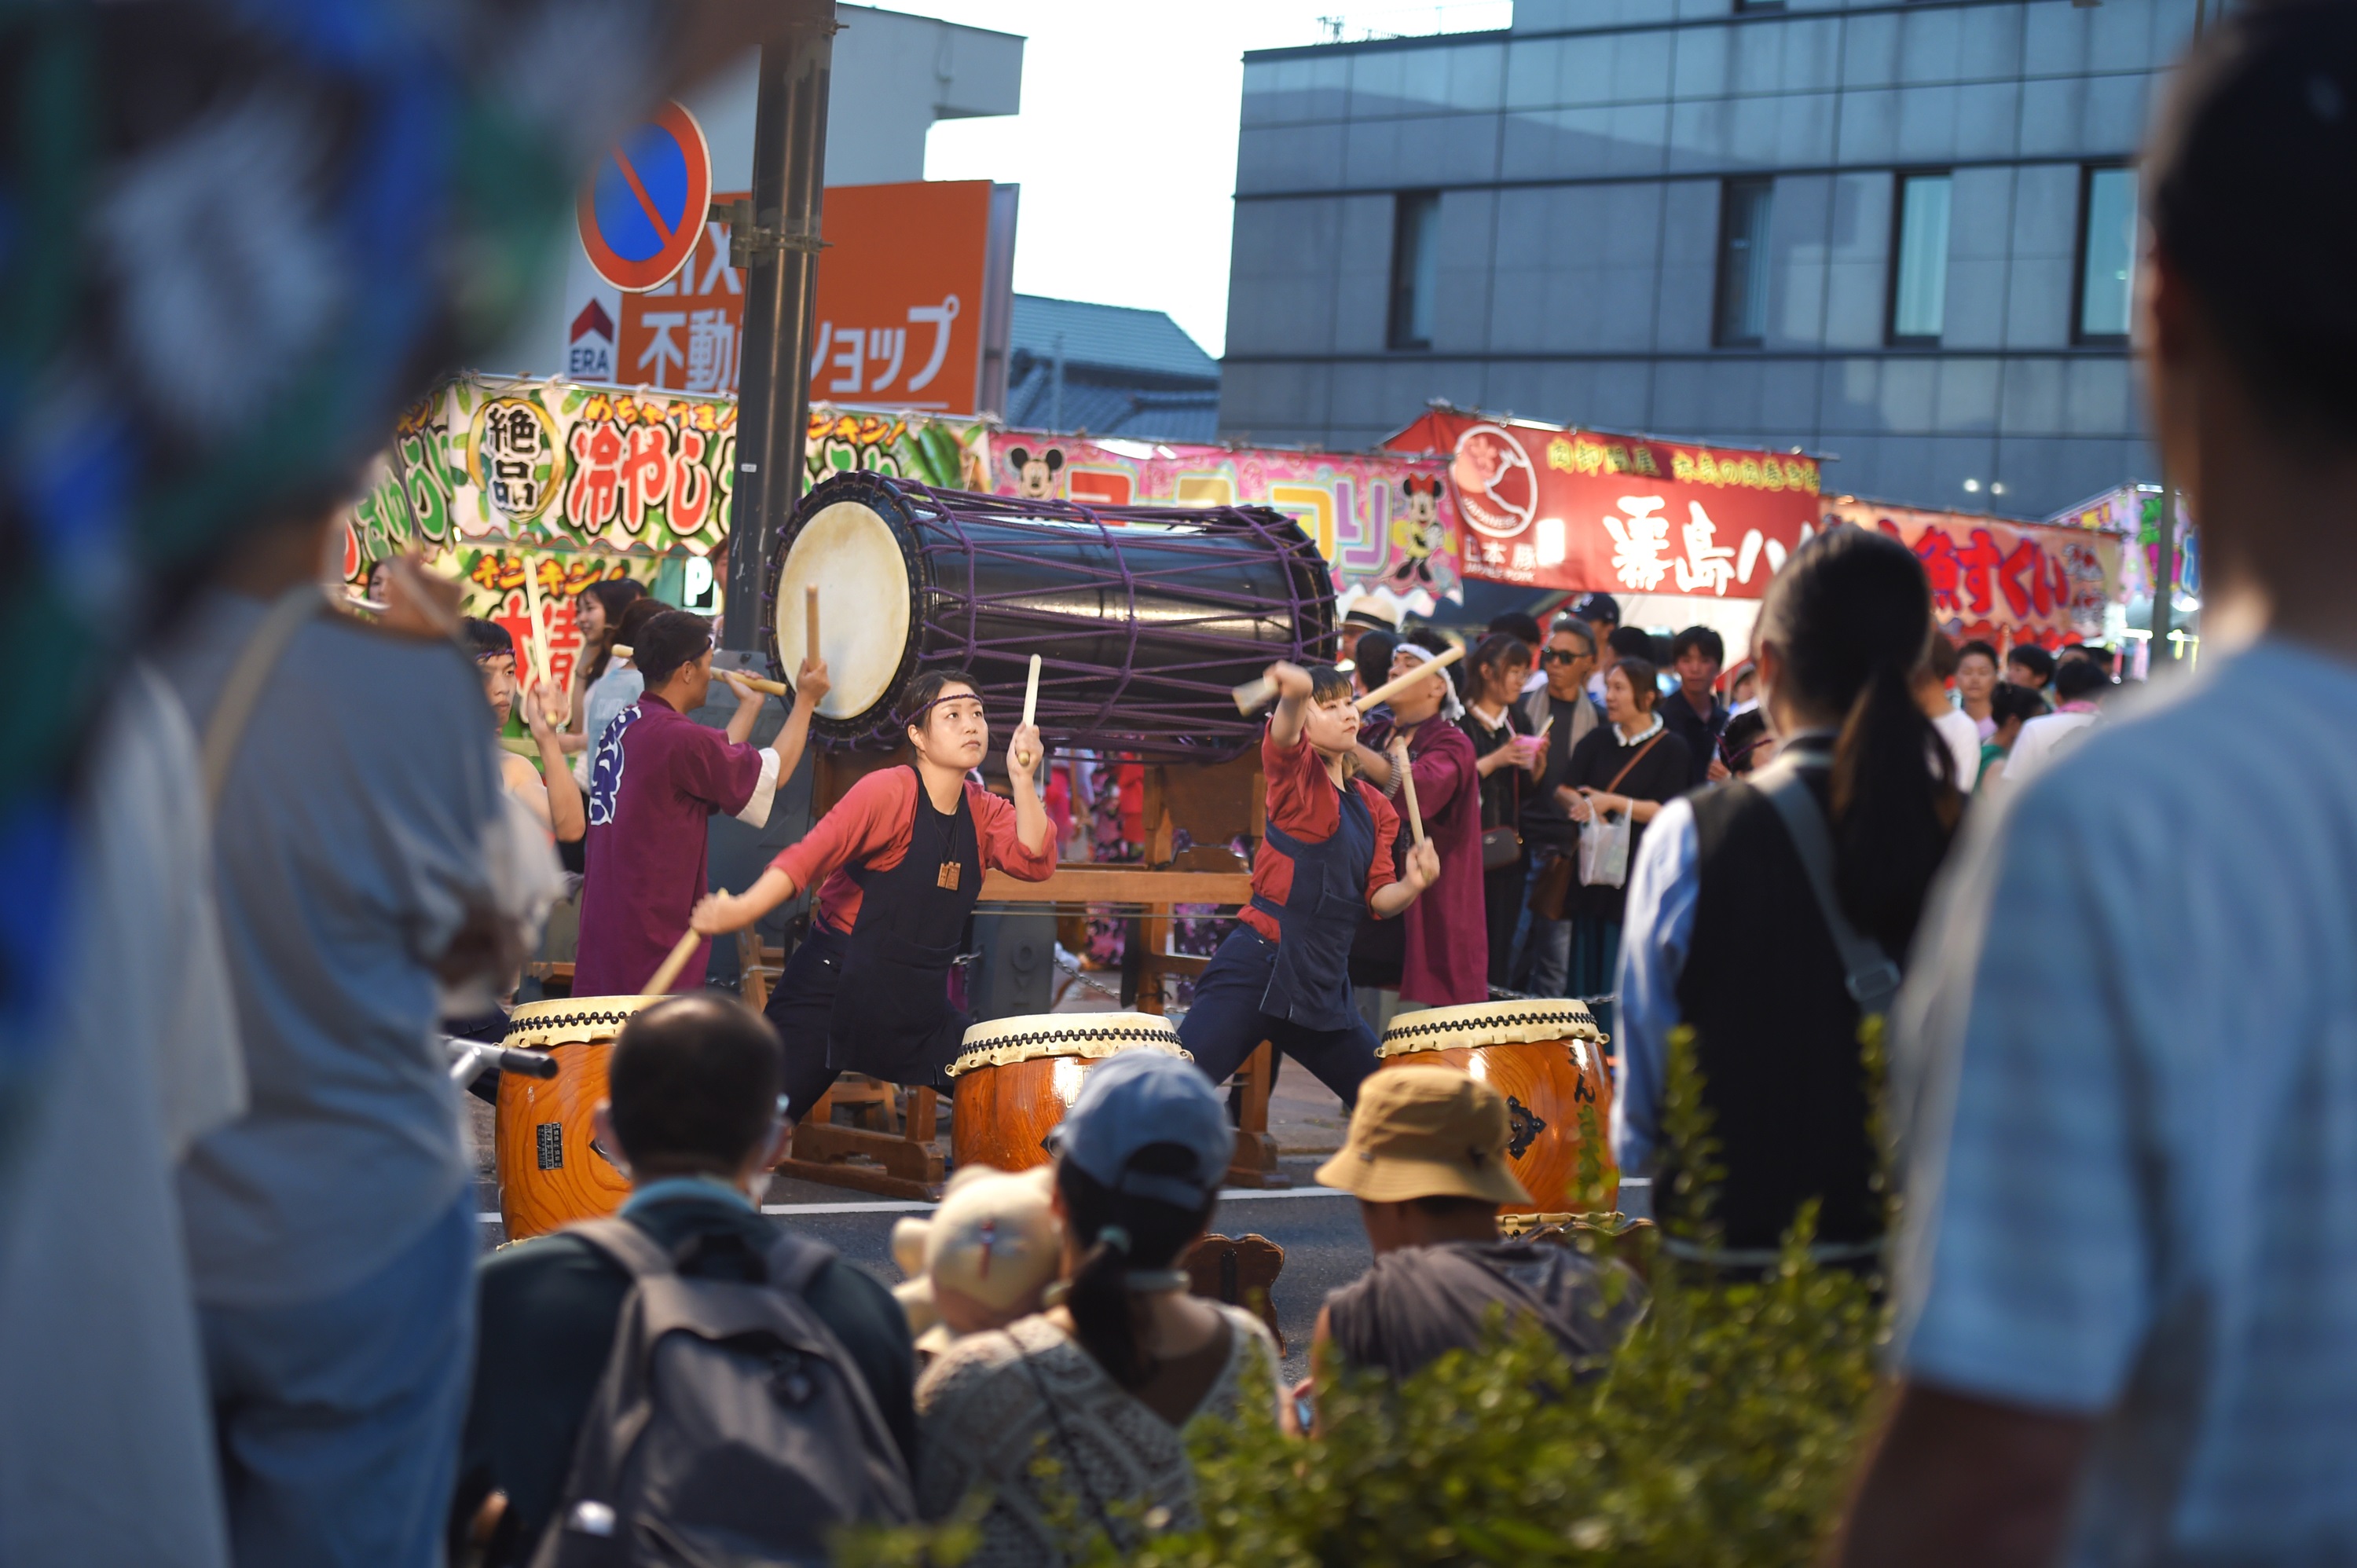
[616,179,999,412]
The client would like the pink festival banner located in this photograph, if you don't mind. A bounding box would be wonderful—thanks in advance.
[981,432,1464,616]
[1820,499,2122,649]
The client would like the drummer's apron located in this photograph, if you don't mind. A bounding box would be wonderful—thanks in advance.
[826,767,981,1079]
[1249,780,1375,1031]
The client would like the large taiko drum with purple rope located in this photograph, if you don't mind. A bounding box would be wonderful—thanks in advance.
[760,471,1337,760]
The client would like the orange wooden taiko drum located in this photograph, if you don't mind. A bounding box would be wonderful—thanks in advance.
[947,1013,1192,1173]
[1376,998,1617,1215]
[494,995,660,1240]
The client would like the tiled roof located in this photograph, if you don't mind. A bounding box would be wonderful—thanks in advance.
[1004,370,1220,443]
[1010,295,1219,384]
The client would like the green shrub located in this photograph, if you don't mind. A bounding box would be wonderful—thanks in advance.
[844,1023,1893,1568]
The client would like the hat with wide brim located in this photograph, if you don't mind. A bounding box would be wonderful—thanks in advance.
[1314,1066,1532,1207]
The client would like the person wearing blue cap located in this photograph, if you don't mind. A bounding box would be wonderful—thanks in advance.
[913,1051,1289,1565]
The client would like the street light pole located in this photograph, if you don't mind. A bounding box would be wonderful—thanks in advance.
[722,2,835,654]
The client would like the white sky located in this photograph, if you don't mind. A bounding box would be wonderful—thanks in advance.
[901,1,1452,359]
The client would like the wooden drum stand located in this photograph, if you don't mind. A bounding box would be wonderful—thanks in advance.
[757,749,1289,1200]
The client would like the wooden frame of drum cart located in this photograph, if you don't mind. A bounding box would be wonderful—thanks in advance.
[750,471,1340,1201]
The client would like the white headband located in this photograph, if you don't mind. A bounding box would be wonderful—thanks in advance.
[1395,644,1464,722]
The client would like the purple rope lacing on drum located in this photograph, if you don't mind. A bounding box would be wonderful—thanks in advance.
[825,478,1332,758]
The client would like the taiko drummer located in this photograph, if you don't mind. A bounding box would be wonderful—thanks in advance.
[691,670,1055,1120]
[1178,661,1441,1107]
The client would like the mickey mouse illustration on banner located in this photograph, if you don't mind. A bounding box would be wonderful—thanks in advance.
[1007,446,1065,500]
[1382,474,1446,590]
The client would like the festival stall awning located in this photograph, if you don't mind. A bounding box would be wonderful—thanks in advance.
[1383,407,1823,603]
[1820,498,2124,650]
[339,373,990,695]
[977,431,1464,620]
[2045,482,2196,618]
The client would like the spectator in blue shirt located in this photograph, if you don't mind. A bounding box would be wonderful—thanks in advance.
[1838,7,2357,1561]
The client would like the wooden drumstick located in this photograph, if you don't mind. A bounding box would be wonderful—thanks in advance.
[641,925,705,998]
[720,671,791,698]
[1015,653,1042,770]
[1231,674,1277,715]
[520,554,554,710]
[805,584,819,666]
[1354,643,1465,713]
[1396,744,1428,845]
[610,643,632,661]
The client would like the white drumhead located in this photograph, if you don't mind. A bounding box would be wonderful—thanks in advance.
[948,1012,1189,1076]
[1377,998,1602,1057]
[775,500,911,720]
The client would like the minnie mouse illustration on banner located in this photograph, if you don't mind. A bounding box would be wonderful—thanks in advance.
[1382,474,1447,591]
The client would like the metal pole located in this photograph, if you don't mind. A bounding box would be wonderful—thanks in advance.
[723,2,835,654]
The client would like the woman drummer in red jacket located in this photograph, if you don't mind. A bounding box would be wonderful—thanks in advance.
[1176,661,1441,1108]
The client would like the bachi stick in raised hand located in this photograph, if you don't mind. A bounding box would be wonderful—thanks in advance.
[1398,749,1428,845]
[1230,674,1277,715]
[805,584,819,666]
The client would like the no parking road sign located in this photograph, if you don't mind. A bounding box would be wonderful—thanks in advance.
[577,101,713,293]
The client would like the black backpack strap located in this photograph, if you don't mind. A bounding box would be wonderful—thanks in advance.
[566,1214,679,1280]
[761,1228,838,1296]
[1750,757,1903,1018]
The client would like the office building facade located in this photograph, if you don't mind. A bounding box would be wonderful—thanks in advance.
[1220,0,2198,518]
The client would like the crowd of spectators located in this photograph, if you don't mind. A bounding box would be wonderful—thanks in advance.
[13,5,2355,1565]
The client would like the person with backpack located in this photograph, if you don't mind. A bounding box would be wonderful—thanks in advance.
[914,1051,1289,1566]
[452,994,915,1566]
[1612,528,1960,1269]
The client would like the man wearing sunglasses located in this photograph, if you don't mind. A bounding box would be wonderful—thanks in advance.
[1515,620,1605,996]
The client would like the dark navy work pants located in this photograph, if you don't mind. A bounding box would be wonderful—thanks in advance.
[1177,928,1384,1110]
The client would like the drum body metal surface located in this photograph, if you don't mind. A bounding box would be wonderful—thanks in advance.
[945,1012,1190,1173]
[764,471,1338,760]
[1376,998,1618,1215]
[495,996,661,1240]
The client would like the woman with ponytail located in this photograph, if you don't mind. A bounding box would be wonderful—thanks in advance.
[912,1053,1288,1566]
[1611,526,1959,1266]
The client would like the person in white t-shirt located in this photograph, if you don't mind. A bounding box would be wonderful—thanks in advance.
[1915,634,1981,790]
[1997,656,2107,788]
[1836,6,2357,1560]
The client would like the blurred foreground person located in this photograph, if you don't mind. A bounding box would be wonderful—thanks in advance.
[915,1052,1287,1566]
[165,515,559,1568]
[1840,7,2357,1562]
[0,670,243,1567]
[456,995,915,1566]
[1615,529,1958,1269]
[1300,1068,1642,1420]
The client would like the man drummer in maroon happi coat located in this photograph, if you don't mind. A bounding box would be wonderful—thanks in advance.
[692,669,1055,1122]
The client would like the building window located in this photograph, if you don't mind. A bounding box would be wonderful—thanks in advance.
[1388,191,1441,351]
[1714,178,1772,347]
[2077,165,2139,343]
[1888,171,1952,344]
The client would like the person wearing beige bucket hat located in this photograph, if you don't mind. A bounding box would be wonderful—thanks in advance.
[1299,1068,1644,1422]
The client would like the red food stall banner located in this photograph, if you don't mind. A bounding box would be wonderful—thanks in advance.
[1384,409,1822,597]
[1820,499,2120,649]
